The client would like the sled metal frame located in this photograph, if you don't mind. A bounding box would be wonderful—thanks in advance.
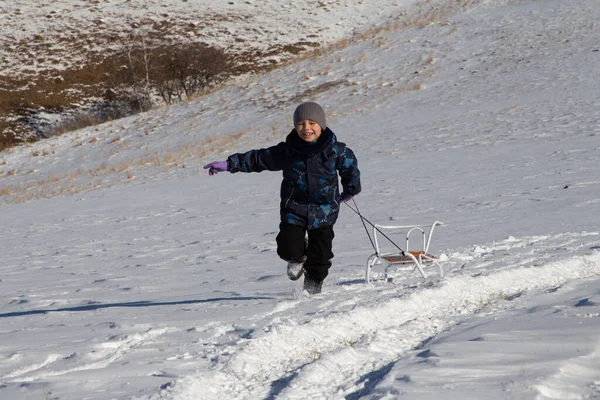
[366,221,444,284]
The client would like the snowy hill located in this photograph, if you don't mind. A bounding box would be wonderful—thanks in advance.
[1,0,600,399]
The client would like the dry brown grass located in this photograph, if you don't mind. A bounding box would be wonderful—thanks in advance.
[0,40,238,151]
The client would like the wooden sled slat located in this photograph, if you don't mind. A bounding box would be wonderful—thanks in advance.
[382,251,438,264]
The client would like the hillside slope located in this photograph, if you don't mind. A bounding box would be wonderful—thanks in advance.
[1,0,600,399]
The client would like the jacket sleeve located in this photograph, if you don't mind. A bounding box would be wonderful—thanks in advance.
[337,145,361,196]
[227,142,286,173]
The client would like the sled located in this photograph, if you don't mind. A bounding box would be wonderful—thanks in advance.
[365,221,444,284]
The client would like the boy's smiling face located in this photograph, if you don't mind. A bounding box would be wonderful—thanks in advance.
[295,119,322,143]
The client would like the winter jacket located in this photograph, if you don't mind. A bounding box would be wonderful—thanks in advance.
[227,128,361,229]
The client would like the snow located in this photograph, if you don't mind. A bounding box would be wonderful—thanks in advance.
[1,0,600,399]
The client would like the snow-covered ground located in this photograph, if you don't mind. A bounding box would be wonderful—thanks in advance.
[1,0,600,399]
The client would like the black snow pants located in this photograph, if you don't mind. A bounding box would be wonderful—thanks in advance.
[276,223,334,282]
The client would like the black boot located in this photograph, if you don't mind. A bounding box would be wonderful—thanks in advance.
[287,261,305,281]
[303,276,323,294]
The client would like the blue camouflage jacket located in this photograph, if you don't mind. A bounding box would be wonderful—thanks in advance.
[227,128,361,229]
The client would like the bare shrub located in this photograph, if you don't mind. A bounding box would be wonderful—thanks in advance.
[151,43,233,104]
[100,41,234,106]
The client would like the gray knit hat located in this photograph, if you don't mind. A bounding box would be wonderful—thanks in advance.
[293,102,326,130]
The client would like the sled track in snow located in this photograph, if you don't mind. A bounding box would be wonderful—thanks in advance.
[158,233,600,400]
[5,328,172,383]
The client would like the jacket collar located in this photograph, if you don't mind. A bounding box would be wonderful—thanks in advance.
[286,127,335,156]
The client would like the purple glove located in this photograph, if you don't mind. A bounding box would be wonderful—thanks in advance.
[340,193,354,204]
[203,161,228,176]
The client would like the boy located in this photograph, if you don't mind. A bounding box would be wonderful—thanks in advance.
[204,102,361,294]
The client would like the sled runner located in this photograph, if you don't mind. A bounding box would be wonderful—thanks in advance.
[365,221,444,284]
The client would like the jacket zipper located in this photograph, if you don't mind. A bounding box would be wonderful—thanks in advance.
[285,187,295,208]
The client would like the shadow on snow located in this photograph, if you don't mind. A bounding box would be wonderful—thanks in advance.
[0,296,275,318]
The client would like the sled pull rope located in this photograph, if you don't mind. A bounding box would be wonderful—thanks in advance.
[349,198,377,254]
[345,200,406,256]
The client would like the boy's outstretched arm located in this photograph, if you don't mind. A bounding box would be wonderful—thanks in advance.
[203,143,285,176]
[227,144,285,173]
